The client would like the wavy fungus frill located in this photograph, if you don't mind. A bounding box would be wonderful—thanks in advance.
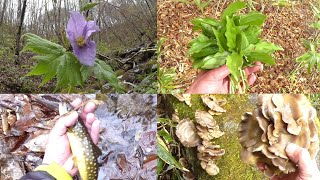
[239,94,319,177]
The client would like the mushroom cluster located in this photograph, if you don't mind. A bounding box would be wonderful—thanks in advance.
[239,94,319,177]
[175,95,226,176]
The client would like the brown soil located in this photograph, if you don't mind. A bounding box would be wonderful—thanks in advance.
[157,0,320,93]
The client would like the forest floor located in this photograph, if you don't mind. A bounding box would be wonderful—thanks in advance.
[0,94,157,179]
[0,26,157,93]
[158,0,320,93]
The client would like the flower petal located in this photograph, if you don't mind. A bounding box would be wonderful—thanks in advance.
[66,11,87,43]
[73,41,96,66]
[84,21,100,41]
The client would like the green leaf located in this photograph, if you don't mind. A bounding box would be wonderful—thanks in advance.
[239,12,267,26]
[194,51,229,69]
[158,129,175,144]
[191,45,219,61]
[94,59,126,93]
[157,138,184,170]
[248,52,275,65]
[225,16,238,51]
[296,53,312,62]
[243,25,262,44]
[213,28,228,52]
[80,65,93,82]
[311,22,320,29]
[22,33,65,55]
[189,34,214,54]
[26,54,61,86]
[191,18,221,29]
[240,31,249,50]
[80,2,99,12]
[308,54,317,73]
[55,52,83,91]
[226,52,243,82]
[221,1,246,20]
[243,41,283,55]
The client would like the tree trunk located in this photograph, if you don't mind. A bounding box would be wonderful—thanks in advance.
[15,0,27,64]
[0,0,8,26]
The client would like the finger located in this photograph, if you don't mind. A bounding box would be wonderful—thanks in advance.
[70,98,82,108]
[244,63,263,75]
[84,113,96,132]
[256,162,266,171]
[286,143,314,177]
[248,73,257,86]
[52,111,78,136]
[205,65,231,80]
[90,120,100,144]
[80,102,96,121]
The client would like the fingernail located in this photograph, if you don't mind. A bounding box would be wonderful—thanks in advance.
[286,143,297,154]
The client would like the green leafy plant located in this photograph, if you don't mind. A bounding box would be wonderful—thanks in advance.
[189,1,283,93]
[157,38,182,93]
[22,33,125,93]
[292,2,320,78]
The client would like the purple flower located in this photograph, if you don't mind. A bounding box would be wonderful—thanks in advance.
[66,11,100,66]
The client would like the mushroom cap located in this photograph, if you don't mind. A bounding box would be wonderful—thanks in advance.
[239,94,319,177]
[195,110,217,128]
[200,95,226,112]
[176,119,201,147]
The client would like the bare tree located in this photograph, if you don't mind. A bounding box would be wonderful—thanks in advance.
[15,0,27,64]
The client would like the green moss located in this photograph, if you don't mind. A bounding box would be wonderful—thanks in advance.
[169,94,266,180]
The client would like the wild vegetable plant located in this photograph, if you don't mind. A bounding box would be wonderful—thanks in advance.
[292,2,320,78]
[157,38,182,93]
[189,1,283,93]
[22,8,125,93]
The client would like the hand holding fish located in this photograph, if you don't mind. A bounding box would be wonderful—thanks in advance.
[42,98,100,176]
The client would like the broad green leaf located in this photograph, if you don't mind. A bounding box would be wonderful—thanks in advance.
[193,23,215,37]
[226,52,243,82]
[55,52,83,91]
[22,33,65,55]
[26,54,61,86]
[94,59,126,93]
[81,2,99,12]
[80,65,93,82]
[190,45,219,61]
[157,159,165,175]
[157,138,184,170]
[296,53,312,62]
[240,31,249,50]
[243,25,262,44]
[189,34,214,54]
[221,1,246,20]
[213,28,228,52]
[195,52,229,69]
[248,52,275,65]
[191,18,220,29]
[225,16,238,51]
[243,41,283,55]
[239,12,267,26]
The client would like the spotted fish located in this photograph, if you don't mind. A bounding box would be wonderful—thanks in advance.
[67,115,101,180]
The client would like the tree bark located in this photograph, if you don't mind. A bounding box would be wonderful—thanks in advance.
[15,0,27,64]
[0,0,8,26]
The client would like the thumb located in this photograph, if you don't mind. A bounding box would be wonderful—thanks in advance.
[285,143,314,178]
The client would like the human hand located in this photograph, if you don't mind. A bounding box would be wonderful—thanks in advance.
[42,99,100,176]
[186,62,262,94]
[257,143,320,180]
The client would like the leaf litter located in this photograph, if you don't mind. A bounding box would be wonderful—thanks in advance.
[0,94,156,180]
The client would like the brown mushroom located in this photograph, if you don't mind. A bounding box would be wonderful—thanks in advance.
[176,119,201,147]
[239,94,319,177]
[200,95,226,112]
